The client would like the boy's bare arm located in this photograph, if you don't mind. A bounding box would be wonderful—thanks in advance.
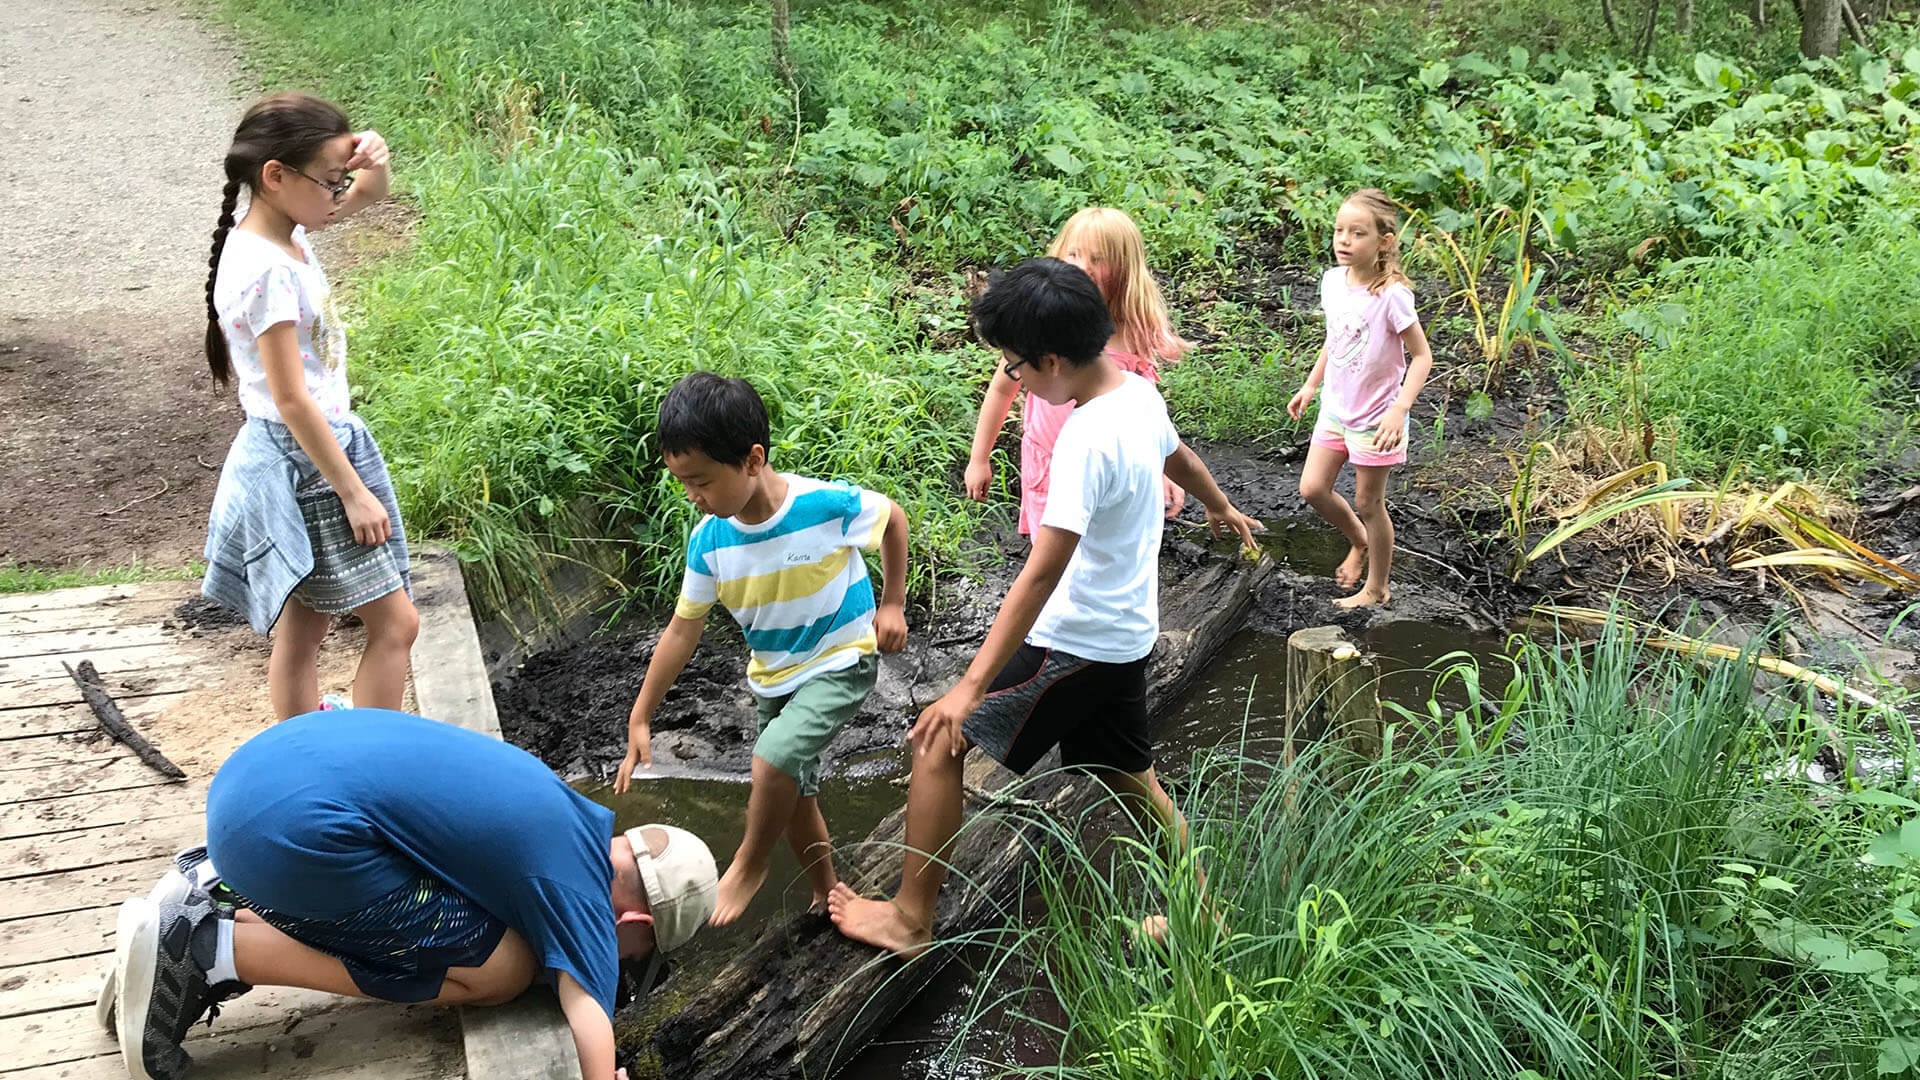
[875,499,910,652]
[613,614,703,793]
[910,525,1077,757]
[555,971,620,1080]
[1163,443,1262,549]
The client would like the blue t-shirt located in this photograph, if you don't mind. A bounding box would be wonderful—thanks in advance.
[207,710,620,1016]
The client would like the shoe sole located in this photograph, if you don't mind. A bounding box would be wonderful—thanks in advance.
[113,898,161,1080]
[97,858,202,1034]
[94,965,117,1035]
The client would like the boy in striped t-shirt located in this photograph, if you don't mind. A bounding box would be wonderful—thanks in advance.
[617,372,909,926]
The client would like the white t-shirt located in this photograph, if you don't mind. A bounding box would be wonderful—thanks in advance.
[1028,373,1181,663]
[213,223,350,423]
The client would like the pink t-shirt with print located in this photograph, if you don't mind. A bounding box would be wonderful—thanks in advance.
[1018,348,1159,536]
[1318,266,1418,431]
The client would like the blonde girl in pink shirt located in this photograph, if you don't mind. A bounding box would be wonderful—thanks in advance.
[965,207,1192,533]
[1287,189,1434,608]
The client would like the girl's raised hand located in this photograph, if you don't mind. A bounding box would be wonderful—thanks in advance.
[346,130,390,171]
[1286,384,1315,421]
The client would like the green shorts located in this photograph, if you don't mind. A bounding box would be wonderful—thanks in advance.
[752,654,878,796]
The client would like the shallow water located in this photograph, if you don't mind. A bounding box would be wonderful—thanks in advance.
[578,609,1525,1076]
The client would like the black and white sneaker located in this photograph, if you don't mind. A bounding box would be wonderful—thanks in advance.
[113,884,247,1080]
[97,848,244,1035]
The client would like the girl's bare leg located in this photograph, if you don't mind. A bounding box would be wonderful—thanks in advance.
[268,601,333,720]
[349,588,419,711]
[1335,464,1394,608]
[1298,443,1367,589]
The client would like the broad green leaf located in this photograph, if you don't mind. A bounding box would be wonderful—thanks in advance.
[1466,391,1494,422]
[1694,53,1724,91]
[1820,948,1888,974]
[1862,58,1891,92]
[1417,60,1450,92]
[1905,46,1920,74]
[1847,789,1920,811]
[1039,145,1084,175]
[1880,1035,1920,1075]
[1756,876,1796,893]
[1868,819,1920,865]
[1508,46,1529,72]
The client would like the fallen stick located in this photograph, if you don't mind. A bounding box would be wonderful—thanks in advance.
[63,660,186,780]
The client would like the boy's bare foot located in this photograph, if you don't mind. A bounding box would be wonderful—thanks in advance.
[1137,914,1170,944]
[1334,544,1367,589]
[709,857,769,926]
[1334,587,1391,609]
[826,882,931,958]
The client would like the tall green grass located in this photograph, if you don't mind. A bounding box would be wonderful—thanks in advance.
[214,0,1920,609]
[952,625,1920,1078]
[1577,223,1920,482]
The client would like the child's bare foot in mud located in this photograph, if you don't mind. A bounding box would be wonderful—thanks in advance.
[1334,587,1390,609]
[827,882,931,958]
[1334,543,1368,589]
[709,856,769,926]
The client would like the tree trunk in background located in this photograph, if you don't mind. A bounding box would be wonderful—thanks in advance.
[771,0,795,87]
[1800,0,1843,56]
[1751,0,1765,30]
[1678,0,1694,37]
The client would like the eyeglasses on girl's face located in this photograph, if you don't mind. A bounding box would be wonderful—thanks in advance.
[289,166,355,201]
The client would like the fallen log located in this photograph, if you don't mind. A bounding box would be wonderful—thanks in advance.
[63,659,185,780]
[647,545,1274,1079]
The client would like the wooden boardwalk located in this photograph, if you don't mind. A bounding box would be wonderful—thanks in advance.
[0,581,465,1080]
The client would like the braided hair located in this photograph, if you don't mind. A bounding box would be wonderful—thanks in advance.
[205,93,350,383]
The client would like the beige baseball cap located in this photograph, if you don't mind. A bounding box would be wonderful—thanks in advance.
[625,824,717,954]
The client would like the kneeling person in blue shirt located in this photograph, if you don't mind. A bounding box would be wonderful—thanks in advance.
[105,709,717,1080]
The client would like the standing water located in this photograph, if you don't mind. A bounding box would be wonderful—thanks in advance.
[570,607,1526,1076]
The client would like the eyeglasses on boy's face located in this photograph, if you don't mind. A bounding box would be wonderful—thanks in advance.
[288,166,355,201]
[1003,354,1032,380]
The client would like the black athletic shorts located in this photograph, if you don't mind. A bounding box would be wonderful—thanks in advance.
[960,643,1152,775]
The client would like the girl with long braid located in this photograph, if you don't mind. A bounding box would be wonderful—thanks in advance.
[200,93,417,717]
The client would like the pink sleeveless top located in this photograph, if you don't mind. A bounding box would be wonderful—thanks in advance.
[1017,347,1160,535]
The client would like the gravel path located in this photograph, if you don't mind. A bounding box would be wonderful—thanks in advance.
[0,0,244,567]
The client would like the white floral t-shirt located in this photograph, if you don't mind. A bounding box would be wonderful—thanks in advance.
[213,223,350,422]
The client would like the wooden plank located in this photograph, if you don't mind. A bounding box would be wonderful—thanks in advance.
[0,735,125,772]
[406,549,566,1080]
[1,999,462,1079]
[0,785,204,842]
[0,813,202,881]
[0,758,191,806]
[0,699,183,741]
[0,644,218,687]
[0,987,391,1071]
[1,670,206,712]
[0,954,112,1020]
[0,585,154,615]
[0,856,175,921]
[410,550,501,739]
[0,598,191,637]
[0,624,178,662]
[1,909,115,969]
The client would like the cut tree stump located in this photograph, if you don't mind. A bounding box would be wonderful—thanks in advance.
[648,547,1274,1080]
[1283,626,1382,767]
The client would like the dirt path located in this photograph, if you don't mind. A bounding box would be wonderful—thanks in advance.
[0,0,245,569]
